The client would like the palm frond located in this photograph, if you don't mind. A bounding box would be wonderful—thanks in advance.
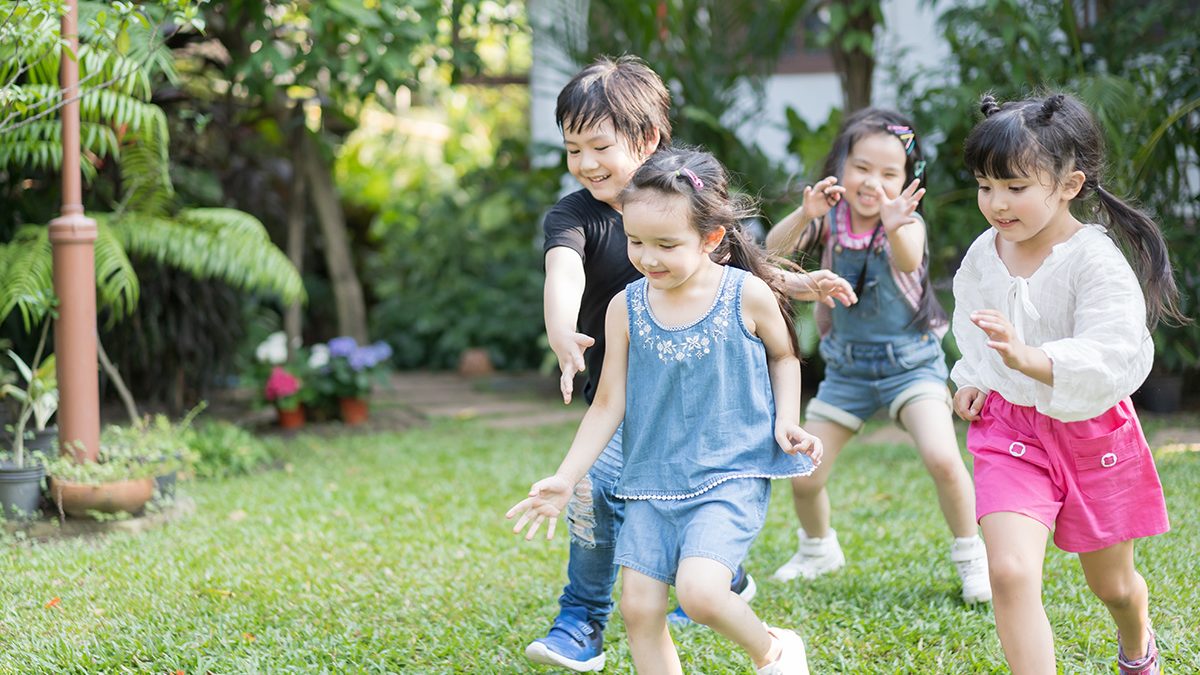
[112,209,306,305]
[92,219,140,323]
[0,226,55,331]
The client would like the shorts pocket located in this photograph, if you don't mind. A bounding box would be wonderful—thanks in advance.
[1070,418,1145,500]
[818,339,846,371]
[894,337,941,370]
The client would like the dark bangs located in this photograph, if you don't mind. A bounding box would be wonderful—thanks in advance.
[963,113,1046,180]
[555,56,672,151]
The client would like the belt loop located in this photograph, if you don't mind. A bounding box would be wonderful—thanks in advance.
[885,342,897,368]
[844,342,854,366]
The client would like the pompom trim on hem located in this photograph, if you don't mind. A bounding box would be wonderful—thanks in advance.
[614,468,816,502]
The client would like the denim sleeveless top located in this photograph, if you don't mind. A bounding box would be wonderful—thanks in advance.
[614,266,815,501]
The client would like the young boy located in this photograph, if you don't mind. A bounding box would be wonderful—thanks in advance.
[532,55,854,672]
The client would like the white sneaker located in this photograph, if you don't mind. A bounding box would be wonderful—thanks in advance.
[755,625,810,675]
[951,536,992,604]
[771,528,845,582]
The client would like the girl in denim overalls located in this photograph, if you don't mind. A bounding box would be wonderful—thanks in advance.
[765,108,991,604]
[510,148,821,674]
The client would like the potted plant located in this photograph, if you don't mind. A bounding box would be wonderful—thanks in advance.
[263,365,306,429]
[320,337,393,425]
[0,323,58,520]
[42,404,203,518]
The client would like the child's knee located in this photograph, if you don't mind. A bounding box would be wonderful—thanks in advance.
[1087,571,1144,608]
[620,588,667,627]
[987,553,1041,597]
[675,576,727,625]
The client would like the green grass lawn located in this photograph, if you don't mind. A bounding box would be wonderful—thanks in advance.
[1,417,1197,673]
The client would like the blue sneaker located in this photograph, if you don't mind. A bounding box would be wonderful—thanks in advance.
[667,565,758,627]
[525,616,605,672]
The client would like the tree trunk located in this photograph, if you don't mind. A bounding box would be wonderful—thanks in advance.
[829,0,877,113]
[296,129,368,343]
[284,126,308,354]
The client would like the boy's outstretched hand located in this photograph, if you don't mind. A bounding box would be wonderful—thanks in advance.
[777,424,824,464]
[550,333,596,404]
[506,475,573,541]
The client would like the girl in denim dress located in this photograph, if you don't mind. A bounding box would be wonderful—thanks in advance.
[509,147,822,674]
[764,108,991,604]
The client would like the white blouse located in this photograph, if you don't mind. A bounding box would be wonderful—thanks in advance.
[950,225,1154,422]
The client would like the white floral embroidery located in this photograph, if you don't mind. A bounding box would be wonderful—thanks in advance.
[629,272,737,364]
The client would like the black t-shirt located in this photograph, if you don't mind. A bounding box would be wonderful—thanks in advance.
[543,189,641,403]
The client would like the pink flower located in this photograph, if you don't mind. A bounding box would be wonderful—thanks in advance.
[264,366,301,401]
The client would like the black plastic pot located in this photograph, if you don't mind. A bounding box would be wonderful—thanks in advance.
[154,470,177,502]
[0,460,45,521]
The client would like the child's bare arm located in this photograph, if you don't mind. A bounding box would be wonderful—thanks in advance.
[544,247,595,404]
[742,275,823,463]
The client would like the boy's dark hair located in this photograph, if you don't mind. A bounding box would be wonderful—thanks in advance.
[620,147,801,354]
[965,92,1185,328]
[798,107,944,332]
[556,55,671,153]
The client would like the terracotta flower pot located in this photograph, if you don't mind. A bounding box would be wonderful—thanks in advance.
[48,476,155,518]
[276,405,306,429]
[339,397,369,426]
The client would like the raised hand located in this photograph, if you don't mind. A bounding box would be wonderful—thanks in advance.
[550,332,595,404]
[506,475,573,541]
[953,386,986,422]
[970,309,1030,371]
[878,179,925,233]
[777,424,824,464]
[801,176,845,221]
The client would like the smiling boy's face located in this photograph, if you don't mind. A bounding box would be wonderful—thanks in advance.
[563,119,652,210]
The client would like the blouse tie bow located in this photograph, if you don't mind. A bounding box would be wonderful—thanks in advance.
[1007,276,1041,341]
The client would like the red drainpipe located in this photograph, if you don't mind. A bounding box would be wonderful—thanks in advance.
[48,2,101,462]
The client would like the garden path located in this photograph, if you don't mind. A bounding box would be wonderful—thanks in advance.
[379,371,585,430]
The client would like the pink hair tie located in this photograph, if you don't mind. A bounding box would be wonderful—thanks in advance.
[677,167,704,191]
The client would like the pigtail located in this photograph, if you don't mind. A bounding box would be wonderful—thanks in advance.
[717,226,803,356]
[979,94,1002,118]
[1035,94,1066,125]
[1092,185,1186,328]
[966,92,1189,330]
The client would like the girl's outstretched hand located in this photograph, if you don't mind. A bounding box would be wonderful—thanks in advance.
[777,424,824,464]
[801,176,845,221]
[506,475,572,541]
[953,386,986,422]
[971,309,1031,372]
[878,179,925,233]
[800,269,858,307]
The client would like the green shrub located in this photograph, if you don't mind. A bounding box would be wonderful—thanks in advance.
[184,420,275,479]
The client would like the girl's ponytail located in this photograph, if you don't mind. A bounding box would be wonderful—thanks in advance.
[1093,184,1186,327]
[716,226,802,356]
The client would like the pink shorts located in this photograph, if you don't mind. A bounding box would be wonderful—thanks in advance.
[968,392,1169,553]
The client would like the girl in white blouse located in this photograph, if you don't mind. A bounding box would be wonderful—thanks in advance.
[952,93,1185,675]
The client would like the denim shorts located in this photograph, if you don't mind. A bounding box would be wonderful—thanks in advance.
[613,477,769,586]
[807,333,952,432]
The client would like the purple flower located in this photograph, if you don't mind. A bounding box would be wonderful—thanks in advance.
[348,347,376,372]
[369,341,393,363]
[328,336,358,358]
